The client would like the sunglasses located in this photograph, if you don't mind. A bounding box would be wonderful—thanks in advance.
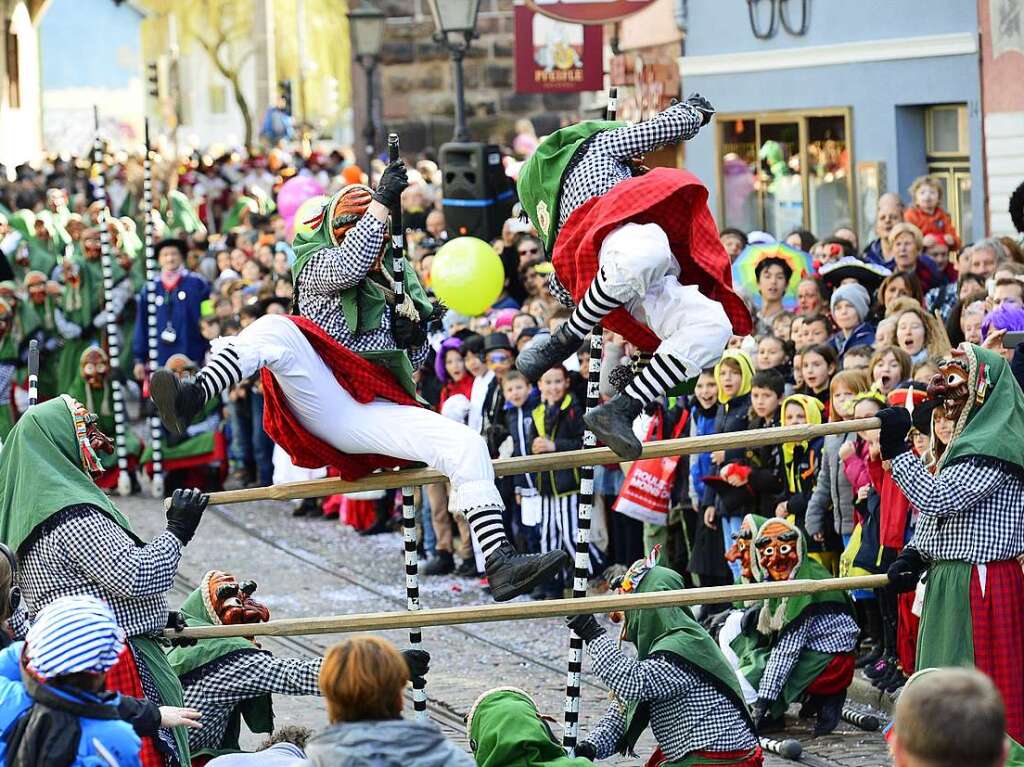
[518,247,539,255]
[486,352,512,363]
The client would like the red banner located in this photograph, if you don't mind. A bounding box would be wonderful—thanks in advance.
[514,4,604,94]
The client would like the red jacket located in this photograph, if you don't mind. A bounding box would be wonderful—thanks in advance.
[867,454,914,550]
[905,206,960,251]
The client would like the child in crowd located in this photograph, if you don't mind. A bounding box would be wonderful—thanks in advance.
[797,343,838,415]
[868,346,912,395]
[744,369,786,518]
[904,174,960,252]
[755,334,793,382]
[802,314,832,346]
[502,370,541,557]
[829,283,876,363]
[842,344,873,371]
[774,394,826,563]
[771,310,796,342]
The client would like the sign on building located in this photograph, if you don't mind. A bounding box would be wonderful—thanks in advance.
[514,3,603,93]
[525,0,656,24]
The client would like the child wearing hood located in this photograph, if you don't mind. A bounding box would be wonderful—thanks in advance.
[828,283,875,364]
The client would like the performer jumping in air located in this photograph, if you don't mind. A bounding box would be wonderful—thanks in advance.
[516,95,752,459]
[149,164,569,602]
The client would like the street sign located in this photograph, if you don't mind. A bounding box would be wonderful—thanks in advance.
[525,0,656,25]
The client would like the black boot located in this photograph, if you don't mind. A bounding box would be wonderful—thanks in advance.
[516,324,585,381]
[424,551,456,576]
[584,394,644,460]
[814,691,846,736]
[484,543,572,602]
[150,369,207,437]
[855,643,882,669]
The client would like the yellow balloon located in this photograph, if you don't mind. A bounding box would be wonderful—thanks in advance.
[431,236,505,316]
[291,195,330,242]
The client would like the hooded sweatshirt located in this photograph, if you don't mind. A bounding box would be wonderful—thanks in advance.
[302,719,475,767]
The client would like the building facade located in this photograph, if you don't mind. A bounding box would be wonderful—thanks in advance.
[0,0,44,173]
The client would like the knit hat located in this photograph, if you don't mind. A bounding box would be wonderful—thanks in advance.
[26,596,125,681]
[830,283,870,323]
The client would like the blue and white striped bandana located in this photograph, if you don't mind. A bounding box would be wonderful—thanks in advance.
[25,595,126,681]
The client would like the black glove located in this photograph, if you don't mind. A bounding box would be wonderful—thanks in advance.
[372,160,409,210]
[740,604,761,635]
[911,399,939,437]
[165,488,210,546]
[565,614,607,642]
[751,697,773,728]
[391,311,427,348]
[877,407,912,460]
[402,648,430,686]
[575,741,597,760]
[685,92,715,126]
[887,547,926,593]
[165,610,197,647]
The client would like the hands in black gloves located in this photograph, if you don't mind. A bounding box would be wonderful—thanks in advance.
[886,548,926,593]
[165,488,210,546]
[165,611,197,647]
[685,92,715,126]
[575,741,598,760]
[877,407,912,460]
[565,614,607,642]
[373,160,409,210]
[751,697,774,728]
[391,311,427,349]
[402,649,430,687]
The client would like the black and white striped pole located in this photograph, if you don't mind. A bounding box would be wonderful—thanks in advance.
[92,107,132,496]
[142,118,164,498]
[562,87,617,754]
[27,340,38,407]
[389,132,427,719]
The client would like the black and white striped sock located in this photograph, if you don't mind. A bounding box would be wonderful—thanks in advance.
[564,268,622,340]
[196,346,243,402]
[624,353,691,405]
[465,506,507,558]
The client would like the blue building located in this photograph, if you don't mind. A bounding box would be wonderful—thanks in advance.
[679,0,984,244]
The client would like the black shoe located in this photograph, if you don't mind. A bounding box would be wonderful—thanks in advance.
[855,644,882,668]
[516,324,586,381]
[884,670,907,693]
[814,692,846,736]
[863,657,891,680]
[583,394,644,460]
[424,551,456,576]
[150,370,206,437]
[292,498,319,517]
[484,543,572,602]
[873,664,900,691]
[359,519,390,536]
[456,558,480,577]
[757,712,787,735]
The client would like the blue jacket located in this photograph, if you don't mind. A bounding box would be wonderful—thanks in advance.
[0,643,141,767]
[829,322,876,362]
[132,270,211,366]
[688,403,718,503]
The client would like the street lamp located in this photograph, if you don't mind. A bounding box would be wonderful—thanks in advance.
[347,3,387,173]
[426,0,482,142]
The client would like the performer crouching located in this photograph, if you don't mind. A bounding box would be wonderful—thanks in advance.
[565,548,762,766]
[149,163,568,602]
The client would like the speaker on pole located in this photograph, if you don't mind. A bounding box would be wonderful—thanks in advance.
[439,142,515,242]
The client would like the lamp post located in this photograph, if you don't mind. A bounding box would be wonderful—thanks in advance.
[426,0,482,142]
[347,3,386,173]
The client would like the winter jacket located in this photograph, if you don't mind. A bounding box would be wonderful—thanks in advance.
[701,392,752,518]
[503,391,541,492]
[867,454,914,550]
[531,393,584,496]
[806,432,858,538]
[687,401,718,508]
[842,439,872,497]
[905,205,960,251]
[829,323,876,362]
[743,412,785,518]
[303,719,475,767]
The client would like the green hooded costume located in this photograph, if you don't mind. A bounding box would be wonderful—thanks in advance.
[290,190,434,398]
[746,517,851,717]
[6,211,56,280]
[167,190,207,236]
[166,574,274,756]
[0,396,190,763]
[467,688,596,767]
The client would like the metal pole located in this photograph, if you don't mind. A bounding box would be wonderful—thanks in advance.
[142,118,164,498]
[451,44,467,142]
[27,340,38,407]
[92,107,132,497]
[363,62,377,174]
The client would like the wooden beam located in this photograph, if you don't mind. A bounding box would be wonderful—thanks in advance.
[166,574,889,639]
[202,417,881,505]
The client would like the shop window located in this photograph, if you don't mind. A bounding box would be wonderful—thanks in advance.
[717,108,853,241]
[4,21,19,109]
[925,104,971,242]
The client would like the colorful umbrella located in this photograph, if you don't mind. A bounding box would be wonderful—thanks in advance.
[732,242,814,309]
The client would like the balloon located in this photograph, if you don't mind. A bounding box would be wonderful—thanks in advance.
[290,195,330,243]
[276,175,325,219]
[431,236,504,316]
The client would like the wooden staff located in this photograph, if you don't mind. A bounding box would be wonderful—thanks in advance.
[164,574,889,640]
[26,340,38,407]
[841,705,881,732]
[388,132,427,718]
[142,118,164,498]
[92,107,131,496]
[759,737,802,760]
[189,418,881,506]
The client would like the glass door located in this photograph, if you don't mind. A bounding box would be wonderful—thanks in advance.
[757,120,803,237]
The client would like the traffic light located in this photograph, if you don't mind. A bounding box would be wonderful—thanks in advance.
[279,80,293,115]
[146,61,160,99]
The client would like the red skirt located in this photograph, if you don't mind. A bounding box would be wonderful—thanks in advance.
[806,652,855,696]
[646,745,764,766]
[970,559,1024,744]
[896,591,919,675]
[105,645,166,767]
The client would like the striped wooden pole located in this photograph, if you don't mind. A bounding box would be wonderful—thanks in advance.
[92,107,132,496]
[388,132,427,718]
[562,86,618,753]
[142,118,164,498]
[27,340,38,407]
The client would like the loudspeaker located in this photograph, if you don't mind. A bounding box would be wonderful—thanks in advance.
[440,142,515,242]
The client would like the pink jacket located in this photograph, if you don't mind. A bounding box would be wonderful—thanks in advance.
[842,439,872,495]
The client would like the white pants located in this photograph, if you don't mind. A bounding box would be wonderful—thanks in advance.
[224,314,503,514]
[599,222,733,377]
[717,608,760,704]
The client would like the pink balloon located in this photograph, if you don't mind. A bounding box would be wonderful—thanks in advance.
[284,213,296,241]
[276,175,325,219]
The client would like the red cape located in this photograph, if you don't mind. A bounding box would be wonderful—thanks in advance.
[260,315,420,480]
[552,168,752,350]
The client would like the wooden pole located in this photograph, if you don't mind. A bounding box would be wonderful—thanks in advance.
[165,574,889,640]
[142,117,164,498]
[195,418,881,506]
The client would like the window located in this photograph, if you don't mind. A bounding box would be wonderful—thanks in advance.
[4,21,19,109]
[716,108,854,241]
[925,104,971,241]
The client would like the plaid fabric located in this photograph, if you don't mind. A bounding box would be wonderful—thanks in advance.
[970,559,1024,744]
[180,649,321,751]
[552,168,752,352]
[105,645,167,767]
[585,636,757,762]
[892,453,1024,563]
[296,215,428,368]
[757,610,859,701]
[259,315,422,478]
